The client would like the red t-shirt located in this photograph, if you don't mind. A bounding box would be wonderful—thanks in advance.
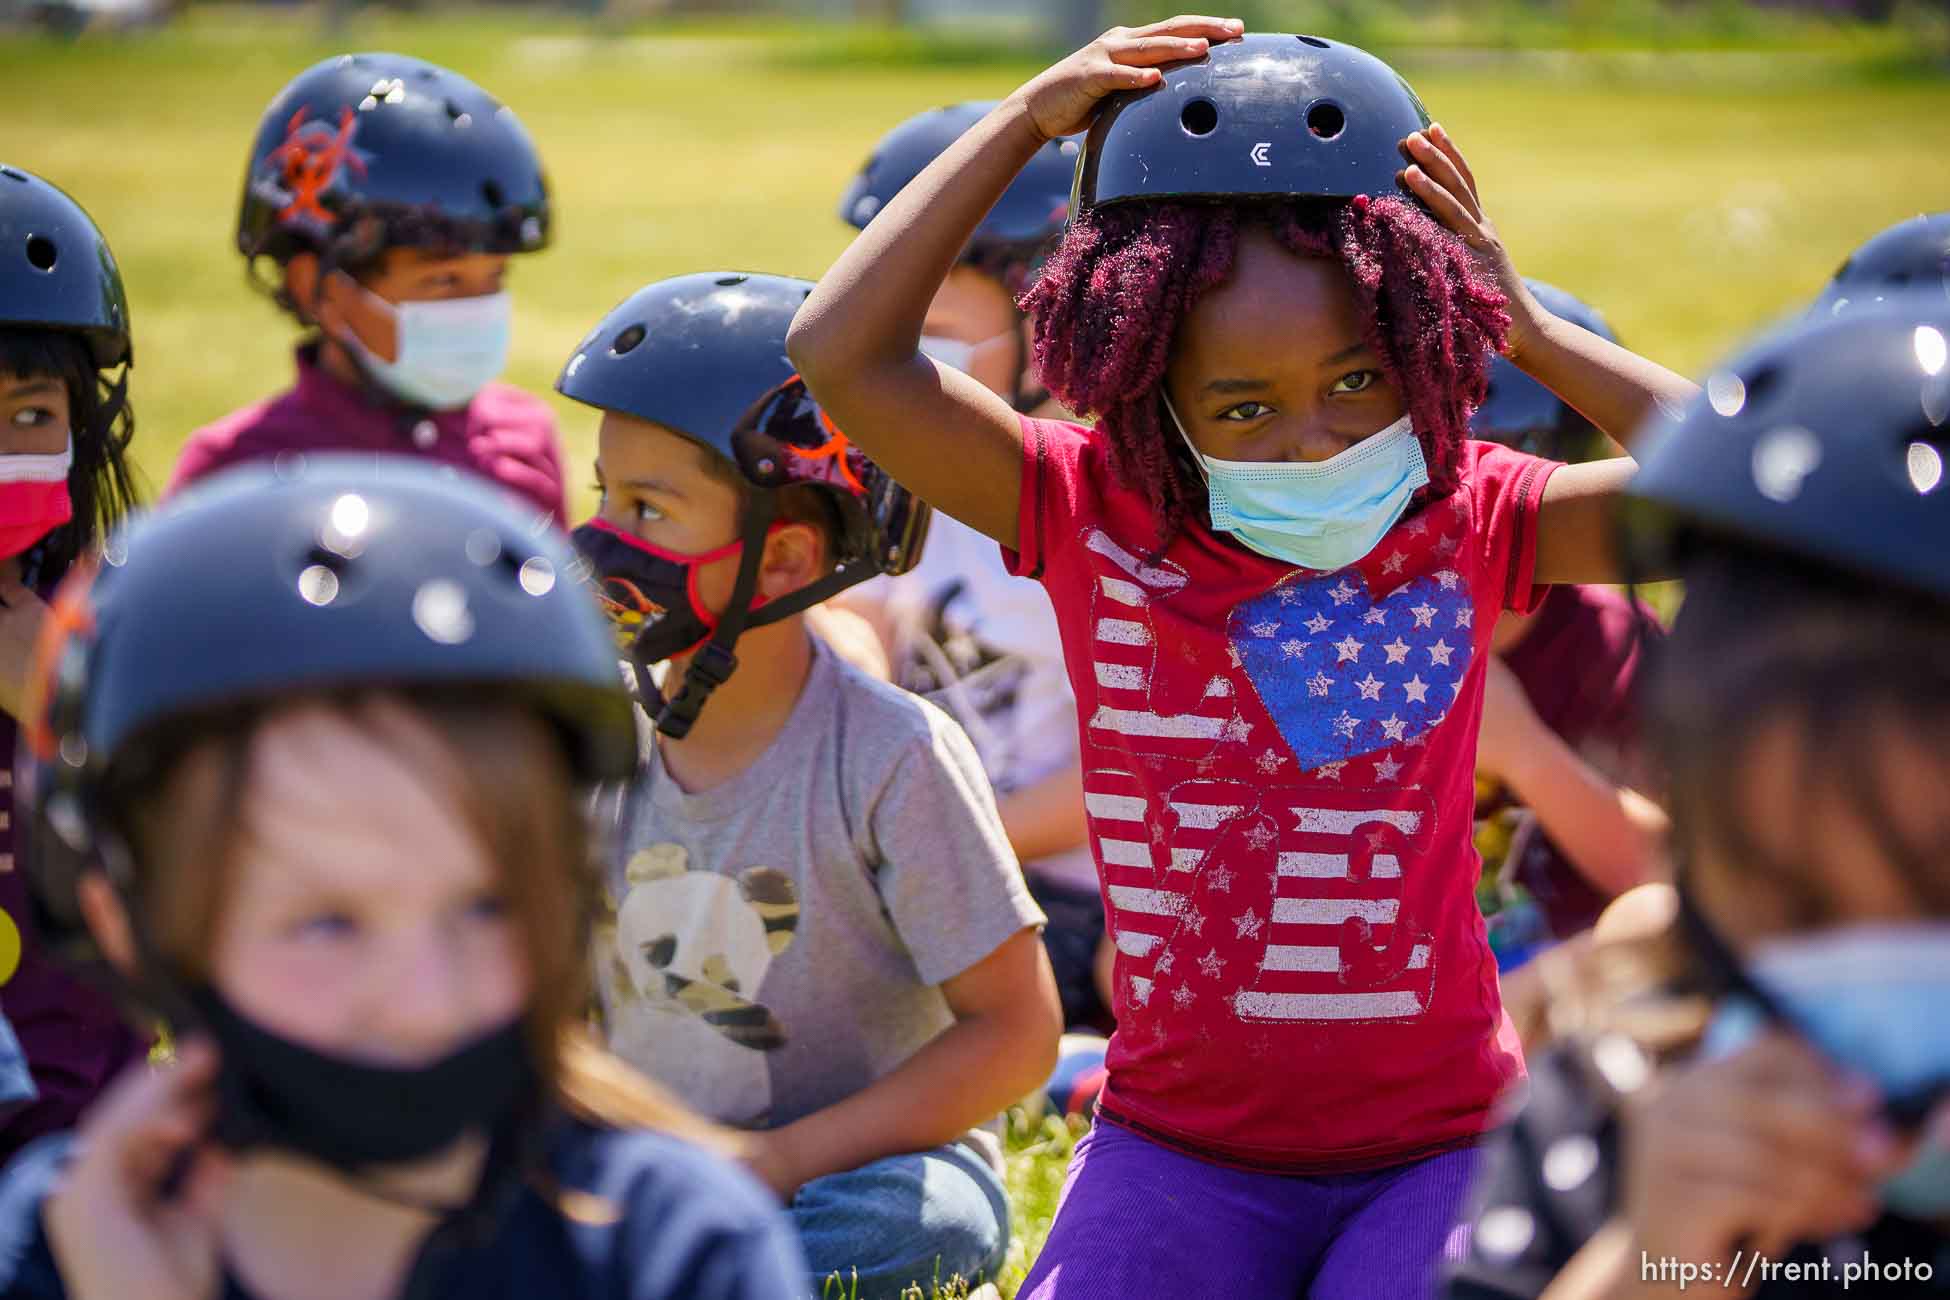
[168,345,568,523]
[1007,417,1559,1173]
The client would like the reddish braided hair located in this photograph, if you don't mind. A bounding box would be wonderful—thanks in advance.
[1020,195,1510,547]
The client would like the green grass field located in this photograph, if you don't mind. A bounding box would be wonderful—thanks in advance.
[2,9,1946,525]
[2,12,1945,1295]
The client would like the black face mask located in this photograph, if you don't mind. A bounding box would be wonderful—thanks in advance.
[570,518,748,670]
[194,988,536,1171]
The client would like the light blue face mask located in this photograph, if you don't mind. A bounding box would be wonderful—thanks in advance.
[1165,394,1428,572]
[1701,925,1950,1220]
[341,287,513,412]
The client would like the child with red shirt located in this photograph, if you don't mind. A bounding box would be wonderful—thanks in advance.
[167,54,567,521]
[790,20,1698,1297]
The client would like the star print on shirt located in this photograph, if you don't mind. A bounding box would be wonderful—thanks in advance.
[1329,580,1357,606]
[1223,717,1254,745]
[1281,639,1309,660]
[1305,613,1333,635]
[1307,671,1335,698]
[1245,820,1277,852]
[1362,608,1388,626]
[1383,638,1411,665]
[1380,715,1409,743]
[1335,635,1364,664]
[1172,984,1196,1010]
[1206,863,1235,893]
[1255,750,1288,775]
[1356,673,1384,702]
[1435,569,1460,591]
[1315,760,1347,781]
[1251,620,1279,638]
[1233,909,1264,941]
[1374,754,1404,782]
[1381,551,1407,575]
[1198,949,1227,981]
[1155,949,1177,976]
[1428,639,1455,667]
[1455,606,1474,629]
[1411,603,1438,629]
[1403,675,1430,704]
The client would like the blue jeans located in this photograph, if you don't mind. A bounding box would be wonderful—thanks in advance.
[791,1142,1010,1300]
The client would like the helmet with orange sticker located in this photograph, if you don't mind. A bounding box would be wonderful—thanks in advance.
[556,272,932,737]
[236,53,549,274]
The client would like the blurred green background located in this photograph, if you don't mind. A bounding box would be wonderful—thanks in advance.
[1,4,1945,524]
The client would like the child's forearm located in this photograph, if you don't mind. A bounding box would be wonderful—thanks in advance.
[996,759,1090,864]
[1501,725,1669,899]
[763,999,1057,1190]
[1508,307,1699,454]
[791,100,1047,388]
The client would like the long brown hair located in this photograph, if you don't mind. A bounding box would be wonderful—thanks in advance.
[112,688,729,1154]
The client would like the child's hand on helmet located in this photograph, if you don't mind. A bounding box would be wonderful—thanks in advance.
[1398,125,1545,362]
[1011,16,1244,143]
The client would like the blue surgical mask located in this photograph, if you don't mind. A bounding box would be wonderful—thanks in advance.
[1701,924,1950,1219]
[341,288,513,412]
[1165,395,1428,572]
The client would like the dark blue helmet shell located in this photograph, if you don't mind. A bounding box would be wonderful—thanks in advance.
[1624,303,1950,603]
[237,53,549,265]
[1075,33,1430,210]
[0,165,131,369]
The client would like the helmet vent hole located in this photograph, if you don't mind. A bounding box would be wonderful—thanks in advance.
[0,168,27,183]
[1306,101,1347,140]
[1297,35,1331,48]
[1180,99,1219,137]
[715,274,748,287]
[481,180,506,209]
[25,235,57,271]
[1741,363,1783,412]
[447,100,473,128]
[612,324,646,356]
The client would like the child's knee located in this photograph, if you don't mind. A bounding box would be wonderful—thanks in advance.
[792,1148,1008,1295]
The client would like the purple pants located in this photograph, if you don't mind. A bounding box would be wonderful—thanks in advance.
[1020,1120,1477,1300]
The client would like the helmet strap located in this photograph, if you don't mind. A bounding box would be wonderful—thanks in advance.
[637,492,887,739]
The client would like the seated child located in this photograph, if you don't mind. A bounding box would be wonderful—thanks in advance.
[1446,299,1950,1300]
[0,166,148,1157]
[168,53,567,521]
[562,272,1061,1299]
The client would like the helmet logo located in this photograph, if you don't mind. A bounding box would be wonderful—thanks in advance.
[259,107,370,231]
[1250,142,1273,167]
[786,404,867,497]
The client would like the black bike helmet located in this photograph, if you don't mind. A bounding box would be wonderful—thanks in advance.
[558,272,932,735]
[841,101,1076,278]
[1471,280,1617,461]
[1623,303,1950,603]
[1075,33,1430,211]
[237,53,550,271]
[20,453,637,952]
[0,164,131,369]
[1810,212,1950,319]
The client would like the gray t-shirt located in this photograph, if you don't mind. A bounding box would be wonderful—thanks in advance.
[596,643,1045,1142]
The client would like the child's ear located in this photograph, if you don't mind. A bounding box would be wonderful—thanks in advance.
[757,522,825,599]
[283,253,341,332]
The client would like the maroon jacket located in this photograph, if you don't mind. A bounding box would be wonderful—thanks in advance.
[0,563,147,1159]
[168,345,569,522]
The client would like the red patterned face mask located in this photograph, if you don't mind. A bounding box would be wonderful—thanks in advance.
[0,436,74,560]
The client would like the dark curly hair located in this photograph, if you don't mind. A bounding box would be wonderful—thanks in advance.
[1020,194,1510,546]
[0,329,138,583]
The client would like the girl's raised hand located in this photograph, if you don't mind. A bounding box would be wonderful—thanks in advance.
[45,1039,232,1300]
[1013,16,1244,143]
[1399,125,1542,359]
